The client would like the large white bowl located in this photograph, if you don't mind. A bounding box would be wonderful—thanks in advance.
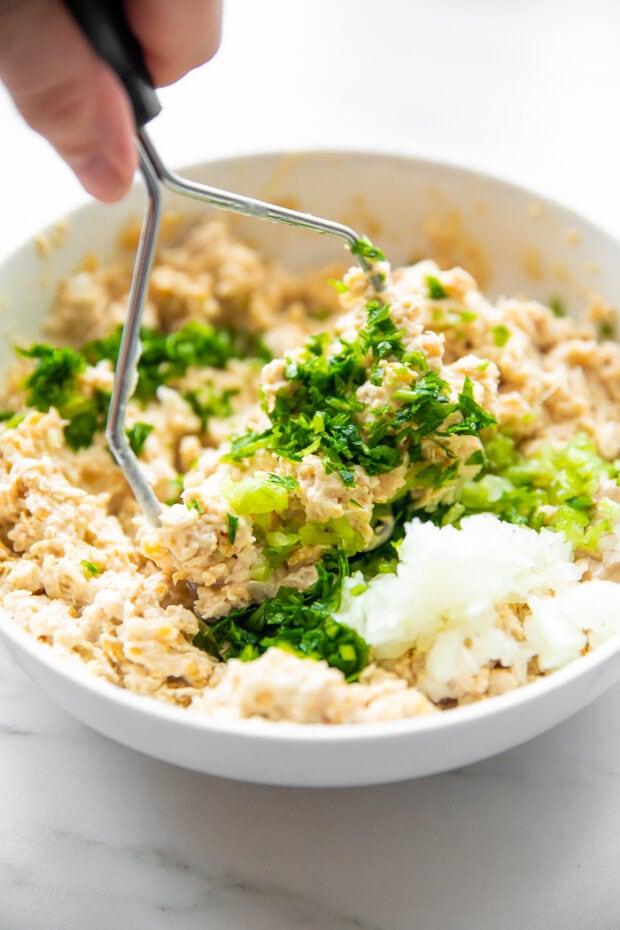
[1,150,620,787]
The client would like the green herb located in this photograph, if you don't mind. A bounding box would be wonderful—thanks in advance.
[439,376,497,436]
[465,449,487,467]
[426,275,448,300]
[350,237,386,263]
[126,422,154,456]
[17,344,85,411]
[227,301,495,490]
[549,295,566,317]
[17,344,110,450]
[186,497,204,514]
[184,384,238,431]
[350,496,415,579]
[599,322,614,340]
[0,410,16,421]
[328,278,348,294]
[81,560,102,577]
[491,324,511,347]
[165,475,184,506]
[401,350,428,371]
[267,474,299,491]
[16,320,267,452]
[193,550,369,680]
[350,238,387,288]
[83,321,271,403]
[226,513,239,544]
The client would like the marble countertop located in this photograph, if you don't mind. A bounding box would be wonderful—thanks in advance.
[1,1,620,927]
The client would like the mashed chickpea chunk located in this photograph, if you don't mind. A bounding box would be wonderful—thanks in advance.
[1,219,620,723]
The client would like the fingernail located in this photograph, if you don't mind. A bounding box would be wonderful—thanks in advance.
[74,156,128,203]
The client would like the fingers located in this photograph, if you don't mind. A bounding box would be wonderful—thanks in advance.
[0,0,223,202]
[0,0,137,202]
[126,0,223,87]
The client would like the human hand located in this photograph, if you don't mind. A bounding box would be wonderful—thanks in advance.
[0,0,222,202]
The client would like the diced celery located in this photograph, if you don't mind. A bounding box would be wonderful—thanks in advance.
[223,476,290,515]
[265,531,300,549]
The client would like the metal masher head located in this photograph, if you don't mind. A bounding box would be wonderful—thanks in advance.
[65,1,386,525]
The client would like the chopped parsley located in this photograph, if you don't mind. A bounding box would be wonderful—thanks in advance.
[165,474,184,507]
[14,320,268,452]
[83,321,270,403]
[184,384,238,431]
[266,473,299,491]
[126,422,154,456]
[226,512,239,544]
[227,300,496,487]
[17,344,85,411]
[17,343,108,450]
[491,324,511,348]
[186,497,204,514]
[80,560,102,577]
[350,238,386,263]
[426,275,449,300]
[350,237,387,289]
[549,295,566,318]
[193,550,369,680]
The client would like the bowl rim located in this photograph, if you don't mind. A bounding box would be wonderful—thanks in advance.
[2,609,619,743]
[1,147,620,744]
[2,146,619,274]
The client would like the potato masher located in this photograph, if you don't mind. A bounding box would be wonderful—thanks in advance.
[64,1,385,525]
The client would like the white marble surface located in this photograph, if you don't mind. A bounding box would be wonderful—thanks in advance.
[1,1,620,927]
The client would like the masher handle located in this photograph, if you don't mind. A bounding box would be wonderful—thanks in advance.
[63,0,161,127]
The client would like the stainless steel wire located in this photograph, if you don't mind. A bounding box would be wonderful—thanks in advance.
[105,142,163,525]
[105,132,385,525]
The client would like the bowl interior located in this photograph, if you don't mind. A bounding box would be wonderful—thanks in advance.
[1,150,618,363]
[1,150,620,785]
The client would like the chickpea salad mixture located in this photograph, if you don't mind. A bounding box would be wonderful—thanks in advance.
[2,217,620,724]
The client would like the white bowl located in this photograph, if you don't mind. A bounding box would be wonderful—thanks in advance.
[1,150,620,787]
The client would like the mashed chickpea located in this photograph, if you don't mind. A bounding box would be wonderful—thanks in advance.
[2,219,620,723]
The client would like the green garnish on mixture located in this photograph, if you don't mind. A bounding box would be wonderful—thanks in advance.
[226,513,239,544]
[194,550,369,680]
[350,238,386,264]
[438,431,620,551]
[350,237,387,288]
[11,276,618,685]
[184,384,238,431]
[83,321,270,402]
[192,297,497,674]
[425,274,449,300]
[17,343,109,450]
[126,422,154,456]
[491,324,511,347]
[226,299,495,486]
[13,321,270,452]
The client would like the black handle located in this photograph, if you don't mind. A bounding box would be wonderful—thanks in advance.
[63,0,161,127]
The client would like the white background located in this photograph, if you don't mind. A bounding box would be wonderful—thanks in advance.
[1,1,620,928]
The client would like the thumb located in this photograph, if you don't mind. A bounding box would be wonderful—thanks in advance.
[0,0,137,202]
